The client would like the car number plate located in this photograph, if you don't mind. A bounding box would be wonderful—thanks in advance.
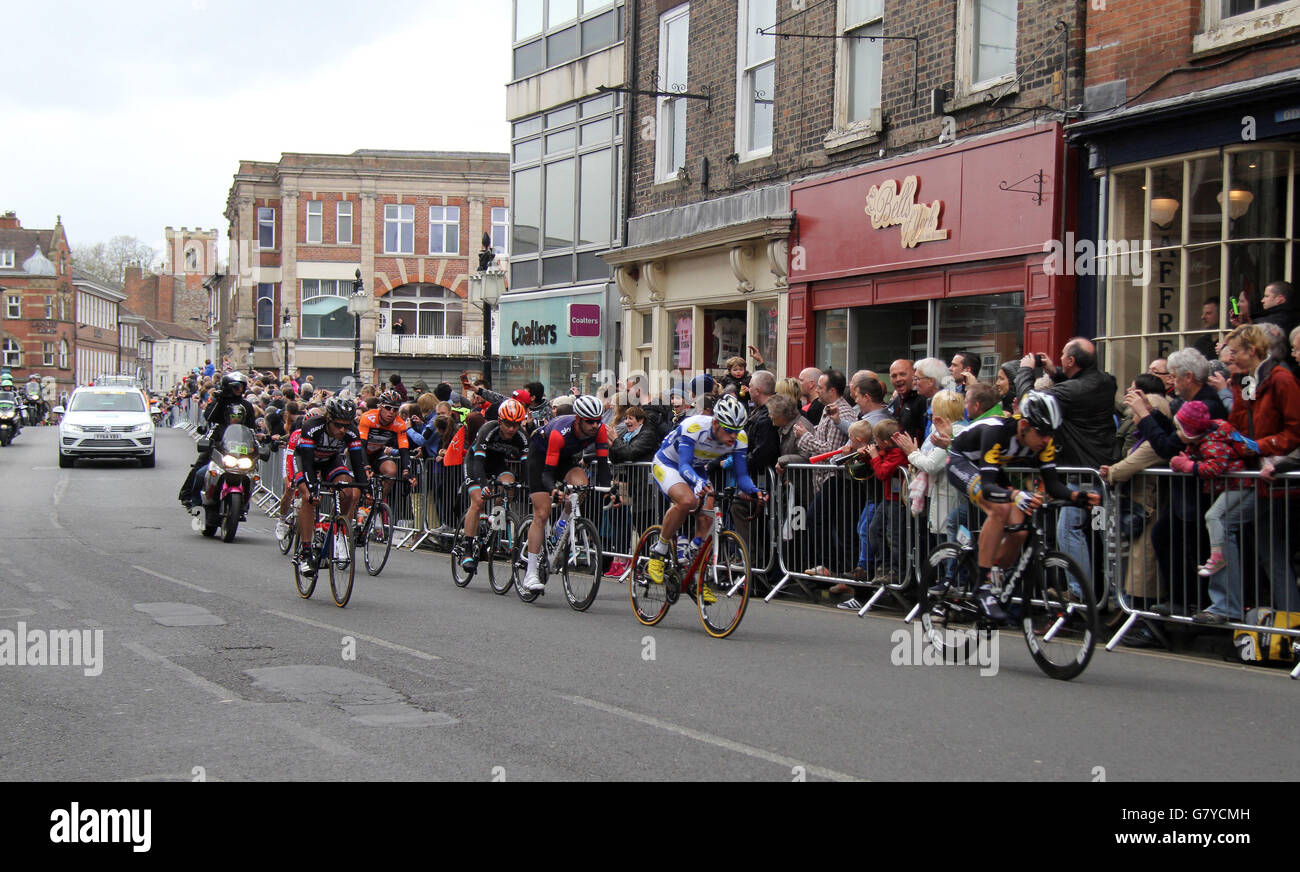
[93,432,119,439]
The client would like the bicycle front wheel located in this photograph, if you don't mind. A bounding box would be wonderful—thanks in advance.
[363,501,393,577]
[450,528,474,588]
[328,518,356,608]
[488,510,519,595]
[629,525,670,626]
[1022,550,1097,681]
[561,517,603,612]
[278,509,297,555]
[511,518,542,603]
[294,538,316,599]
[694,530,750,638]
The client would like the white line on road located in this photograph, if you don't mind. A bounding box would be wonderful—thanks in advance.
[53,475,68,507]
[561,694,866,782]
[263,608,441,661]
[132,565,214,594]
[23,582,44,593]
[271,719,360,758]
[123,641,240,701]
[47,599,71,610]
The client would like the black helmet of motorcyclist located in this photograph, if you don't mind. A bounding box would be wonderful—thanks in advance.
[220,371,249,398]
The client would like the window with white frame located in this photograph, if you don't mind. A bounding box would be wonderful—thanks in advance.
[42,343,54,366]
[842,0,883,127]
[1197,0,1300,51]
[1,250,14,268]
[736,0,776,159]
[656,4,690,182]
[44,296,53,319]
[512,0,623,80]
[337,200,353,244]
[5,295,18,319]
[300,279,353,339]
[429,206,460,255]
[956,0,1016,95]
[306,201,323,244]
[59,339,67,369]
[491,207,509,254]
[256,283,275,340]
[2,338,19,367]
[378,284,464,337]
[257,207,275,249]
[384,204,415,254]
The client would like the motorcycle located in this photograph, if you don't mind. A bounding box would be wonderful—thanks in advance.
[0,396,18,446]
[196,423,268,542]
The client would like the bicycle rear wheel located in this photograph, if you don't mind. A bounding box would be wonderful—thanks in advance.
[511,518,542,602]
[328,518,356,608]
[561,517,602,612]
[489,510,520,595]
[694,530,750,638]
[363,501,393,577]
[1022,550,1097,681]
[629,525,671,626]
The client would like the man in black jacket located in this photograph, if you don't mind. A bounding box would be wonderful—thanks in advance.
[1016,337,1118,597]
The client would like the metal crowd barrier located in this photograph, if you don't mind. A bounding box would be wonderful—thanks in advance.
[1106,468,1300,677]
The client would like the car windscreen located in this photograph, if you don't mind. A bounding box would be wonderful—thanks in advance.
[69,392,146,413]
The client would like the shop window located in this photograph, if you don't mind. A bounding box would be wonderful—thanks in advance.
[815,309,849,372]
[751,301,779,371]
[656,4,690,182]
[736,0,776,160]
[849,301,926,374]
[936,294,1023,382]
[669,308,693,370]
[301,279,352,340]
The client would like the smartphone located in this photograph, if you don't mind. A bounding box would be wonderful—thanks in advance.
[1230,297,1240,316]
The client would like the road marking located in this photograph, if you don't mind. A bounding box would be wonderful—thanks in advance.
[47,599,72,610]
[132,565,214,594]
[53,475,68,507]
[123,641,239,701]
[263,608,440,661]
[561,694,866,782]
[271,719,360,757]
[23,582,44,593]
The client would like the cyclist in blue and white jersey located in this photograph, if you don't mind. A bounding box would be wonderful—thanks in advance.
[646,393,766,584]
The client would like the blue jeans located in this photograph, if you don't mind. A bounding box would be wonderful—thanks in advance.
[1056,505,1092,599]
[1213,491,1299,619]
[857,502,875,570]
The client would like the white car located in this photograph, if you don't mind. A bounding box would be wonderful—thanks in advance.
[57,386,156,468]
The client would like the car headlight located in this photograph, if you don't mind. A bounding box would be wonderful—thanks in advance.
[63,424,83,434]
[131,423,152,433]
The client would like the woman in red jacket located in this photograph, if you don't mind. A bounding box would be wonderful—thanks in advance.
[1199,324,1300,623]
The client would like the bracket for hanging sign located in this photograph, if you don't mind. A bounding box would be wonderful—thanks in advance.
[999,170,1046,205]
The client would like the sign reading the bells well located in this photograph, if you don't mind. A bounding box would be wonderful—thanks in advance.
[864,175,950,249]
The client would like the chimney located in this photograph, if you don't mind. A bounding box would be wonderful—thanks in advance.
[0,211,19,230]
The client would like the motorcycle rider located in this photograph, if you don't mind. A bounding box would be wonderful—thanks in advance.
[179,371,257,510]
[24,375,44,425]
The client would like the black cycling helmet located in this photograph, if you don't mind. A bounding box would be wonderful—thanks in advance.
[221,371,249,396]
[1019,390,1063,435]
[325,396,356,422]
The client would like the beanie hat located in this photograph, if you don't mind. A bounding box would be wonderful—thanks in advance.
[1174,400,1213,439]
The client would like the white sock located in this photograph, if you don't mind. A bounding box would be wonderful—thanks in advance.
[526,552,540,575]
[651,537,670,556]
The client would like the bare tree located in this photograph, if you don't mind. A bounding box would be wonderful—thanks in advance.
[72,236,158,285]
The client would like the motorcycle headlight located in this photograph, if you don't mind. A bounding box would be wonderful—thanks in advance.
[222,454,238,468]
[236,457,253,470]
[0,410,13,419]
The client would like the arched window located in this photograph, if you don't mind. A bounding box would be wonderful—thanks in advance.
[300,278,353,339]
[185,247,199,271]
[378,283,464,337]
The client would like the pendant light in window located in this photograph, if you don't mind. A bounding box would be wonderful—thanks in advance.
[1217,187,1254,220]
[1149,169,1180,229]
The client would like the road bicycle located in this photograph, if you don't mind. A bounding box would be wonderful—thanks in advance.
[277,497,299,556]
[293,480,365,608]
[909,500,1098,680]
[629,486,757,639]
[353,474,397,577]
[509,483,607,611]
[451,479,525,595]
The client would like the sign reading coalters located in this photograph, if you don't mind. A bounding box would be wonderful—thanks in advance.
[863,175,950,249]
[500,294,602,355]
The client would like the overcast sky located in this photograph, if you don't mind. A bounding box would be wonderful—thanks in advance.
[2,0,512,266]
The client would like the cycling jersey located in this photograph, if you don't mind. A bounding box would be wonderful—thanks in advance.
[654,414,758,494]
[527,414,611,492]
[947,415,1074,505]
[466,420,527,484]
[294,419,368,485]
[358,408,411,472]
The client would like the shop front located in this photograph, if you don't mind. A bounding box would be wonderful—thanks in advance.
[495,285,610,400]
[1069,77,1300,386]
[787,124,1072,379]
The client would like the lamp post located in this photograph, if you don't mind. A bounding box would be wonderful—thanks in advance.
[469,245,504,384]
[281,306,292,378]
[347,268,367,393]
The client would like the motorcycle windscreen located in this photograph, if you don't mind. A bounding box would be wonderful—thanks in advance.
[220,424,258,457]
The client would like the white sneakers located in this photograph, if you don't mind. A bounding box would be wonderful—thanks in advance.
[522,573,545,592]
[275,520,290,542]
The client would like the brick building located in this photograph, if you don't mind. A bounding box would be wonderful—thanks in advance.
[72,269,125,386]
[224,150,508,391]
[121,226,216,363]
[603,0,1088,383]
[1068,0,1300,384]
[503,0,626,396]
[0,212,76,401]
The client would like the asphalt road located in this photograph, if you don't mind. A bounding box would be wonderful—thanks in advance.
[0,425,1294,782]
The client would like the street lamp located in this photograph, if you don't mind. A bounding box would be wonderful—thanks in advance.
[281,306,292,378]
[468,242,504,384]
[347,268,368,393]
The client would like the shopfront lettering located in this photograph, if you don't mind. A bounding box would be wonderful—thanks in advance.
[512,320,558,346]
[863,175,950,249]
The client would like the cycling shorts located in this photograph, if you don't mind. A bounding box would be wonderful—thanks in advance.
[528,451,581,495]
[651,459,706,499]
[295,460,354,486]
[946,455,1010,508]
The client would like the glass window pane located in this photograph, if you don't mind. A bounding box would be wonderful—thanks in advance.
[583,0,612,12]
[1148,162,1184,247]
[577,251,609,282]
[511,259,539,288]
[849,300,928,372]
[936,293,1024,381]
[581,93,615,117]
[750,62,774,151]
[815,309,849,372]
[385,218,398,252]
[670,308,693,369]
[665,14,689,91]
[1187,155,1225,245]
[302,296,352,339]
[549,0,578,27]
[1228,149,1287,240]
[1186,245,1222,344]
[1230,241,1287,312]
[747,0,776,65]
[514,116,544,138]
[973,0,1016,83]
[513,167,541,254]
[544,158,575,249]
[514,40,545,78]
[753,302,778,370]
[547,106,578,128]
[581,118,613,146]
[582,8,617,53]
[514,138,542,163]
[546,129,576,154]
[579,149,612,246]
[516,0,543,40]
[845,0,883,26]
[848,22,882,123]
[547,26,580,66]
[542,254,573,286]
[337,202,352,244]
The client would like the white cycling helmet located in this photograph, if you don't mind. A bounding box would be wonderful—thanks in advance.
[572,394,603,421]
[713,394,748,432]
